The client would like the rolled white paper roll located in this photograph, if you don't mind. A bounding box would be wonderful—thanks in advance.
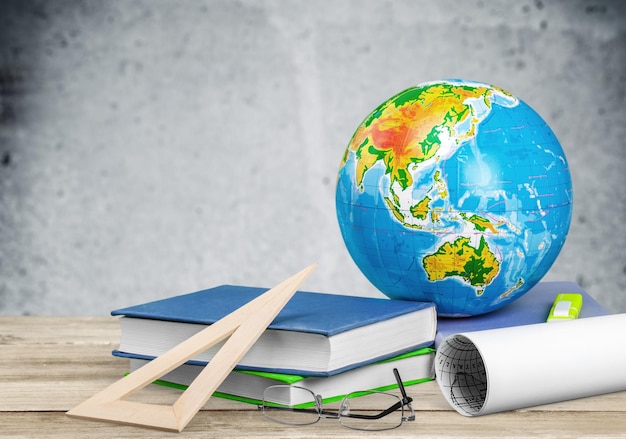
[435,313,626,416]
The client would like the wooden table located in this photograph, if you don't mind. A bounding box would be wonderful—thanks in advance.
[2,316,625,438]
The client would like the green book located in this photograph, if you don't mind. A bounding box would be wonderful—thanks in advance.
[128,347,435,406]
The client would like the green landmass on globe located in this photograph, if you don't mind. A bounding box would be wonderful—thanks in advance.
[422,236,500,295]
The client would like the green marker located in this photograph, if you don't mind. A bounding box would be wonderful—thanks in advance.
[547,293,583,322]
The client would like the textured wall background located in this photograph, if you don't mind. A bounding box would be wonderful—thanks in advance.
[1,0,624,315]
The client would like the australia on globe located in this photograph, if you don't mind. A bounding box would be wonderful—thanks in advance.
[335,79,573,316]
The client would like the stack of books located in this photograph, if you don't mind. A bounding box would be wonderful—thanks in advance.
[110,285,438,405]
[110,280,608,406]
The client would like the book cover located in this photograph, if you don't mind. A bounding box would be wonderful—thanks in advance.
[124,347,436,406]
[435,281,608,348]
[112,285,435,336]
[111,285,437,376]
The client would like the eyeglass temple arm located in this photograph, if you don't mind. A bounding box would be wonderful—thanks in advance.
[340,399,406,420]
[393,368,411,404]
[393,367,415,421]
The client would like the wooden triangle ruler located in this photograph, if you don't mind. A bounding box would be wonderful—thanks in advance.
[67,263,317,432]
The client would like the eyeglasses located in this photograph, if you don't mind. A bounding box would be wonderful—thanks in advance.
[259,368,415,431]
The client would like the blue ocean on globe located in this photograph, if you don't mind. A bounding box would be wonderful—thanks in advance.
[336,80,573,316]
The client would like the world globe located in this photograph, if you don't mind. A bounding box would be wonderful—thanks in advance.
[335,79,573,316]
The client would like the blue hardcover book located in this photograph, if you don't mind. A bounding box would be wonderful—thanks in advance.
[435,281,608,348]
[111,285,436,376]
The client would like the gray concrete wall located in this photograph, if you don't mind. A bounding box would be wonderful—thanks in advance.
[1,0,624,315]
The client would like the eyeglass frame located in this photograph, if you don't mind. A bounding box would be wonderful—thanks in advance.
[259,367,415,431]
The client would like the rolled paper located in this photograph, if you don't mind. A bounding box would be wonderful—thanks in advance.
[435,313,626,416]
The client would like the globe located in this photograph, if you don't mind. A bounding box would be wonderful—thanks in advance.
[335,79,573,317]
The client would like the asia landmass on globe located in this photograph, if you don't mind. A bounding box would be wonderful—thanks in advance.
[336,79,573,316]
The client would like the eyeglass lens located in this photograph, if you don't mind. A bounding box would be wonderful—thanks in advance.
[262,386,320,426]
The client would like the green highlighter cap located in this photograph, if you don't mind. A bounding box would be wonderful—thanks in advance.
[547,293,583,322]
